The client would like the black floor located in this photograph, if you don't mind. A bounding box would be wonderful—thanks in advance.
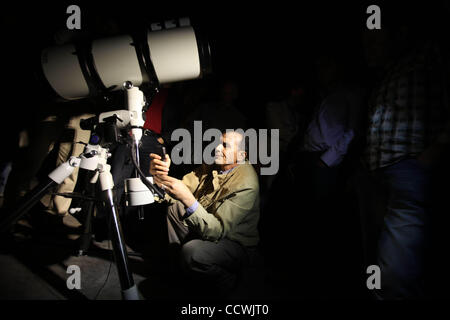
[0,201,371,301]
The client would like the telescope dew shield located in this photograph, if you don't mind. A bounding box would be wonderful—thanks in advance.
[146,26,201,84]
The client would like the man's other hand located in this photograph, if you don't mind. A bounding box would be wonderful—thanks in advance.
[154,174,196,208]
[150,153,171,176]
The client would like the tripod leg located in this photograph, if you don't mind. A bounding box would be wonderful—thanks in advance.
[77,198,94,256]
[0,178,57,233]
[102,188,139,300]
[77,169,97,255]
[1,158,78,233]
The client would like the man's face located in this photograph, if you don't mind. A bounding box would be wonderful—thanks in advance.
[214,132,245,168]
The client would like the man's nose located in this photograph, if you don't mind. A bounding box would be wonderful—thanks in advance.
[216,144,223,152]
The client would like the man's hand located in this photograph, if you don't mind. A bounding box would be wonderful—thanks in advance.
[154,174,196,208]
[149,153,171,176]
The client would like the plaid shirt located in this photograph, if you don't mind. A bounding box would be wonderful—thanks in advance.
[364,42,449,171]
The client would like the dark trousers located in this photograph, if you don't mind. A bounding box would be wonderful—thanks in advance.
[167,201,253,296]
[358,158,432,299]
[259,151,348,298]
[296,152,344,295]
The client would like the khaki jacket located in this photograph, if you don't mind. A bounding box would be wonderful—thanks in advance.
[164,162,260,247]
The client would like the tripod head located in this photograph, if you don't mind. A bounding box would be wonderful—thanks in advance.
[80,81,151,146]
[79,82,164,208]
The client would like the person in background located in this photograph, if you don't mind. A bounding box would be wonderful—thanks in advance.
[357,2,450,299]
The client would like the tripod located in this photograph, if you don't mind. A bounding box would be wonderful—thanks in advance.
[0,144,141,299]
[0,83,163,300]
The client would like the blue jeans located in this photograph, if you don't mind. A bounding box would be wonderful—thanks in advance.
[374,158,431,299]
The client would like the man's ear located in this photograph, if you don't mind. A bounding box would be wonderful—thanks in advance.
[237,150,247,163]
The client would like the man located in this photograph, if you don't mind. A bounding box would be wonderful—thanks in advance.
[302,50,365,187]
[149,131,260,296]
[283,48,365,298]
[358,6,450,299]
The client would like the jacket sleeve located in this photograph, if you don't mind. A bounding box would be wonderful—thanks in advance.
[320,129,355,167]
[181,167,202,194]
[184,186,258,242]
[318,89,363,167]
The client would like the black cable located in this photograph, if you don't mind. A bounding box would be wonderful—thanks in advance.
[93,257,112,300]
[129,141,165,199]
[92,136,160,299]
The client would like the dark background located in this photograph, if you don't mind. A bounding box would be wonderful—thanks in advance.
[2,0,446,126]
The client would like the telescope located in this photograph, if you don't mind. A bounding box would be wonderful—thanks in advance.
[1,18,212,300]
[39,18,212,101]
